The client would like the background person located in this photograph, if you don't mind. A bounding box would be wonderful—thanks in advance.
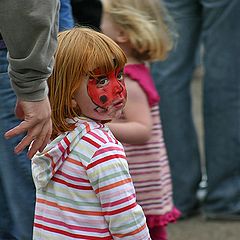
[101,0,180,239]
[151,0,240,219]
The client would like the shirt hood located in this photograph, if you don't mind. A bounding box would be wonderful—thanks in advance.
[32,117,104,190]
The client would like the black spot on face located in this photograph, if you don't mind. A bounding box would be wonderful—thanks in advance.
[100,95,108,103]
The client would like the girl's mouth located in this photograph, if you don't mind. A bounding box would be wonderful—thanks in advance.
[112,99,125,109]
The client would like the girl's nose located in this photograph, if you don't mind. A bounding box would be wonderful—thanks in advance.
[113,80,124,95]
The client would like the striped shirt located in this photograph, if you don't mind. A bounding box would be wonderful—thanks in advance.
[124,105,174,216]
[32,117,150,239]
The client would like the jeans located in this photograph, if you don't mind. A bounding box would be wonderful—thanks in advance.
[151,0,240,215]
[0,49,35,239]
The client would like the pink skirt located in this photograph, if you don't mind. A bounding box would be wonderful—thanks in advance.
[146,207,181,240]
[146,207,181,228]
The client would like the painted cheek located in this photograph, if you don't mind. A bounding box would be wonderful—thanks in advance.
[87,70,127,109]
[87,79,110,108]
[108,72,127,100]
[119,81,127,100]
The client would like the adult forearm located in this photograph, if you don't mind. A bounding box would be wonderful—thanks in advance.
[0,0,59,101]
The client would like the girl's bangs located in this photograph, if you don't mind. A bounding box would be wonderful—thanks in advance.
[85,35,127,78]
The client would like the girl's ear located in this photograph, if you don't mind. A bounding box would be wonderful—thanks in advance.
[116,28,129,43]
[71,99,77,108]
[72,98,81,115]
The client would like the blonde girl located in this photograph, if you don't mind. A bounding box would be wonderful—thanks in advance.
[101,0,180,239]
[31,27,151,240]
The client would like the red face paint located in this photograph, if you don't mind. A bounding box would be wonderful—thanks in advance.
[87,68,127,111]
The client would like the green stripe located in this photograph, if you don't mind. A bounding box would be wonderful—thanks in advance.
[71,149,91,163]
[39,189,100,207]
[110,214,145,231]
[91,170,129,187]
[88,161,128,179]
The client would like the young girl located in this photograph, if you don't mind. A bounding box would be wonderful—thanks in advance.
[31,27,151,239]
[100,0,181,239]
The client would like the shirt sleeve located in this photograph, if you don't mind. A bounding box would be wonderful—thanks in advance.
[0,0,59,101]
[86,142,151,239]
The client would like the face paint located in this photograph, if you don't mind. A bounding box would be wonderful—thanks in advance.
[87,68,127,112]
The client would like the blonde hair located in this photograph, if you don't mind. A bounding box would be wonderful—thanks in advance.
[102,0,175,62]
[48,27,127,138]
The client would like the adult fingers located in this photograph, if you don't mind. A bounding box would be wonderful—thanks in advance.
[13,120,44,155]
[27,120,52,159]
[4,120,31,140]
[38,120,52,153]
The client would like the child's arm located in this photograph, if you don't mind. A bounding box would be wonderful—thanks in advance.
[87,143,151,239]
[108,77,152,144]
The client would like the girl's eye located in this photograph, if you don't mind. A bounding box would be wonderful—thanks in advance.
[97,77,109,87]
[117,71,124,81]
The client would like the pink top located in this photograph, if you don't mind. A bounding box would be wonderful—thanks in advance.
[124,64,160,106]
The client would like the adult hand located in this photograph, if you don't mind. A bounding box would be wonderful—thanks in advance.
[4,97,52,159]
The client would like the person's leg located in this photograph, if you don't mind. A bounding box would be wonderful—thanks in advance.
[201,0,240,217]
[0,184,16,240]
[151,0,202,216]
[149,226,167,240]
[0,48,35,239]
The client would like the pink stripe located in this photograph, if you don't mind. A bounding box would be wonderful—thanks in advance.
[130,170,163,175]
[35,215,109,233]
[93,146,124,158]
[52,177,93,190]
[87,153,126,170]
[134,178,162,184]
[88,131,106,143]
[129,163,167,170]
[64,137,71,154]
[102,202,137,216]
[62,164,86,177]
[136,186,171,194]
[58,141,65,153]
[128,160,162,165]
[102,131,115,143]
[82,136,101,148]
[125,147,161,153]
[100,185,133,201]
[34,223,112,240]
[57,170,90,183]
[101,194,135,208]
[126,151,160,157]
[35,206,106,225]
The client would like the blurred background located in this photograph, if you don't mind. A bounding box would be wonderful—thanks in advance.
[167,66,240,240]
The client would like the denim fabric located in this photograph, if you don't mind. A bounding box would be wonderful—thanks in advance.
[0,40,6,49]
[59,0,74,31]
[0,49,35,239]
[151,0,240,215]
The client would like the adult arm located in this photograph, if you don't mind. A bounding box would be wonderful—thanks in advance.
[0,0,59,158]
